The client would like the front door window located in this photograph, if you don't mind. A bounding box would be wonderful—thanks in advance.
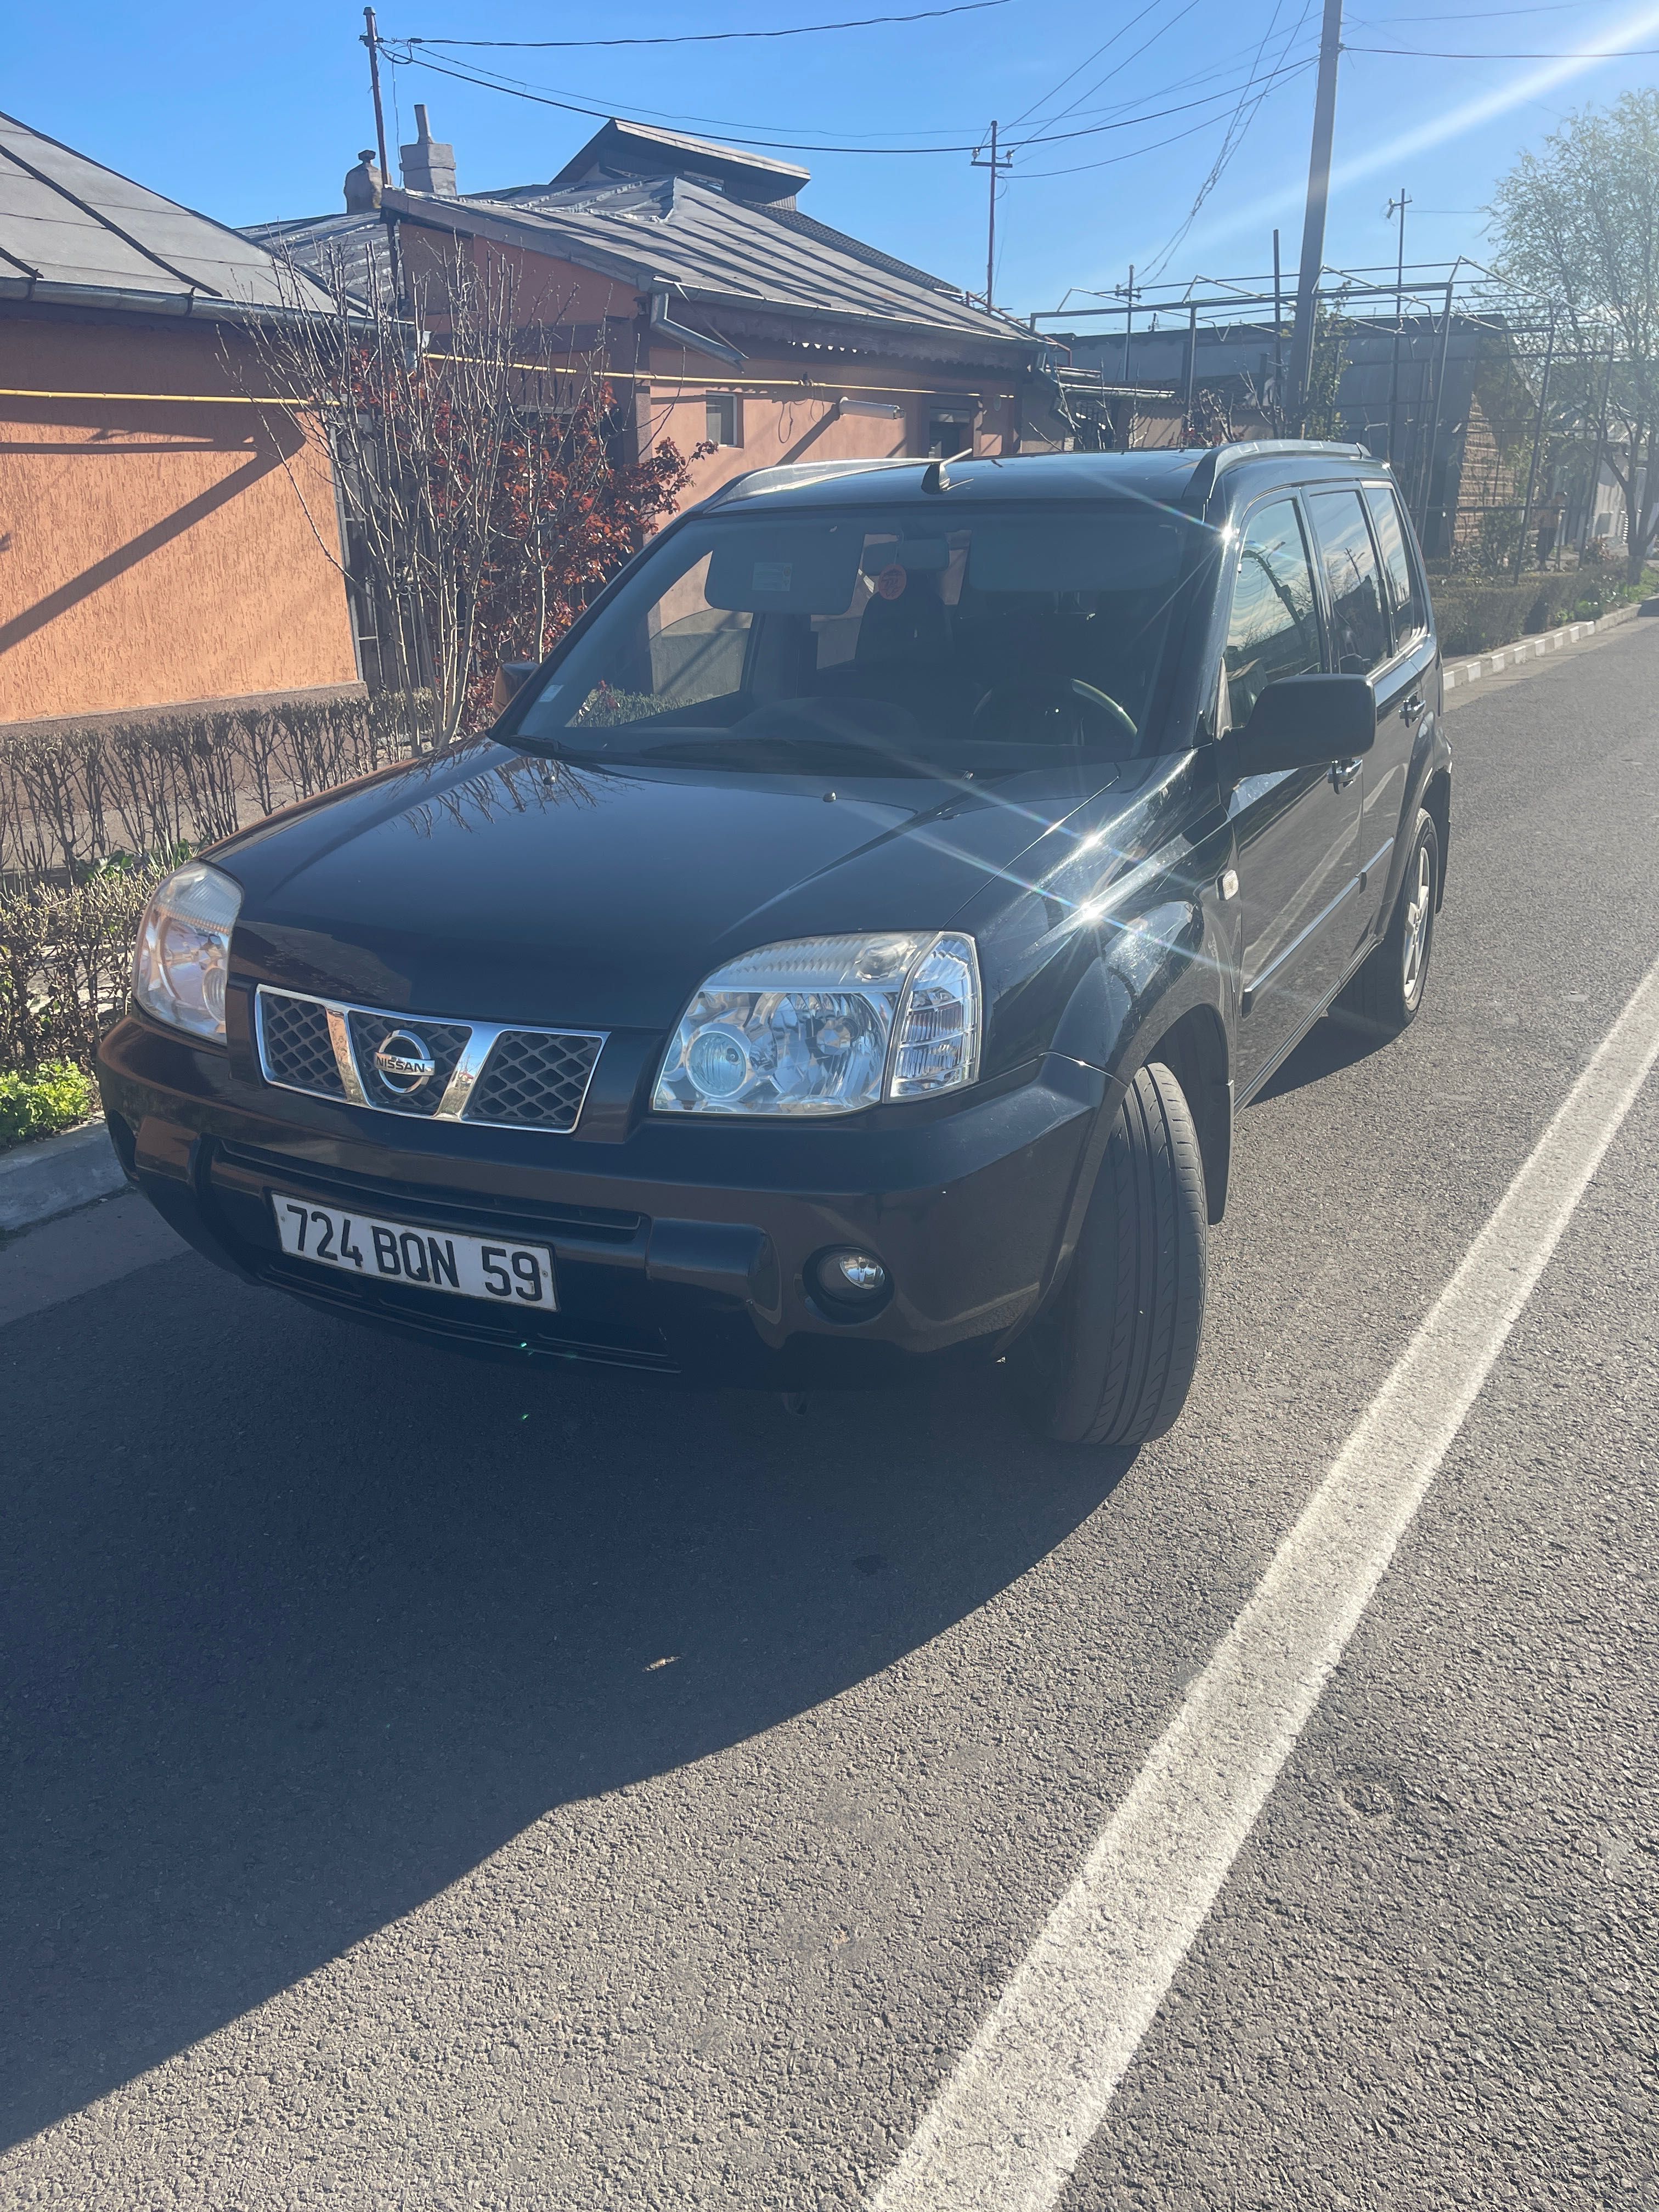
[1223,499,1324,729]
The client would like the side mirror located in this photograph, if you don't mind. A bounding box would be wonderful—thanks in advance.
[492,660,539,716]
[1235,673,1375,777]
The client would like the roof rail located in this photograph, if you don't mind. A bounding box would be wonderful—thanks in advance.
[1184,437,1373,507]
[704,456,924,506]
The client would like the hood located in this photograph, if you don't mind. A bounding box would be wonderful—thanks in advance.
[221,740,1122,1029]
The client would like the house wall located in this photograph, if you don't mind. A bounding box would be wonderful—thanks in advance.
[643,360,1015,509]
[406,228,1020,507]
[0,318,359,725]
[405,227,639,334]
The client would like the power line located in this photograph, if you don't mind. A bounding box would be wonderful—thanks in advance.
[1024,0,1211,134]
[1005,0,1183,129]
[1013,70,1318,177]
[385,39,1321,156]
[406,1,1010,47]
[385,42,981,146]
[1142,0,1316,280]
[386,44,983,141]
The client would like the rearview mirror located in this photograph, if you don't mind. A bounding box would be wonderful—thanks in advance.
[1235,673,1375,777]
[493,660,539,716]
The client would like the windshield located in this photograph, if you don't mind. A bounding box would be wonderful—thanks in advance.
[515,502,1199,771]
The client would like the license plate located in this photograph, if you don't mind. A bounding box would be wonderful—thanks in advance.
[271,1193,556,1308]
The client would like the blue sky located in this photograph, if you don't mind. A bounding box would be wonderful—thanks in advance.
[12,0,1659,316]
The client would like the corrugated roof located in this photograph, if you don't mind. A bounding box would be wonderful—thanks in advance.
[0,109,336,320]
[547,117,808,199]
[255,170,1030,353]
[243,207,394,306]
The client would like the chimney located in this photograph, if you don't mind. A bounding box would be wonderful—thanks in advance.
[343,150,383,213]
[400,105,458,197]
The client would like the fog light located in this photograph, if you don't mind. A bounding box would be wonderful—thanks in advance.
[815,1248,889,1303]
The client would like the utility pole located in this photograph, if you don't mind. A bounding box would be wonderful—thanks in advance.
[1386,189,1410,469]
[362,8,392,202]
[1285,0,1344,428]
[1120,265,1136,384]
[361,7,404,307]
[1185,301,1199,441]
[970,123,1012,311]
[1272,228,1284,432]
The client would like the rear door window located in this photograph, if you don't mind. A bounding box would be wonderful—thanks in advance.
[1223,499,1324,727]
[1364,486,1428,647]
[1307,489,1391,675]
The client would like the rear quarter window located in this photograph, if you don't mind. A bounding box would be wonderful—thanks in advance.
[1364,486,1429,647]
[1306,488,1391,675]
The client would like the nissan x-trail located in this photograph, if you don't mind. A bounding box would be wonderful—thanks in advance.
[99,441,1449,1447]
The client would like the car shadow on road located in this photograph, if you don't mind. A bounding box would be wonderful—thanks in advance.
[2,1254,1132,2149]
[1249,1013,1394,1105]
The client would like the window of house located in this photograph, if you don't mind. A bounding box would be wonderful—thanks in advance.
[705,393,741,448]
[1306,489,1391,675]
[1363,486,1427,646]
[1223,500,1323,728]
[927,410,975,459]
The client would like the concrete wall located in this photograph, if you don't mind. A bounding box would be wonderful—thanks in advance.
[0,318,359,725]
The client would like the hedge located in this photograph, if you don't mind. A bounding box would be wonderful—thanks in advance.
[1428,572,1619,659]
[1,692,435,1080]
[0,1060,98,1152]
[1,691,437,885]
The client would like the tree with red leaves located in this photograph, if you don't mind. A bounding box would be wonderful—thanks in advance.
[242,244,708,742]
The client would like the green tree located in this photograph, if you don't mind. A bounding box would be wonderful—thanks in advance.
[1301,304,1350,441]
[1492,91,1659,581]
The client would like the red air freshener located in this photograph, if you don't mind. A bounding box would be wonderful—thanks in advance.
[875,564,909,601]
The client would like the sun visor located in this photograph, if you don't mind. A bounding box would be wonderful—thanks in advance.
[705,524,865,614]
[967,516,1187,595]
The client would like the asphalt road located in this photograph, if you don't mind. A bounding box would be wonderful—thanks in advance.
[3,621,1656,2209]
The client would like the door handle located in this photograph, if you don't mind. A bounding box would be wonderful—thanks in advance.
[1329,757,1363,791]
[1400,693,1425,720]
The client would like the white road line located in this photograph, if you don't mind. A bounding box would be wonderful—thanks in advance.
[870,951,1659,2212]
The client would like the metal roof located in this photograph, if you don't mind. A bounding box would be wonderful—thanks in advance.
[0,109,337,321]
[254,169,1031,354]
[546,117,809,201]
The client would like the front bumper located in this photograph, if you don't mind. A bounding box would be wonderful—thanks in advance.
[96,1004,1107,1390]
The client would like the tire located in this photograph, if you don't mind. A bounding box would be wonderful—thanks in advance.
[1332,808,1440,1040]
[1013,1061,1207,1448]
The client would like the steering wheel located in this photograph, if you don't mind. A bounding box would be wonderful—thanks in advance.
[969,674,1138,746]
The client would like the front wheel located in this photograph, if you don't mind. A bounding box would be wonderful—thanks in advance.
[1333,807,1440,1039]
[1012,1061,1207,1448]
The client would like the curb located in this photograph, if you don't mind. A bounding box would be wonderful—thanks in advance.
[1441,599,1644,695]
[0,1119,127,1236]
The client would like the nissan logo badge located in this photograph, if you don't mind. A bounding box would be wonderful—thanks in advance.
[373,1029,436,1094]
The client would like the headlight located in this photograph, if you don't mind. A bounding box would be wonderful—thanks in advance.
[653,931,982,1116]
[132,861,242,1042]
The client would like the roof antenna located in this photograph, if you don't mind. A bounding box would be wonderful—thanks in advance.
[921,445,973,493]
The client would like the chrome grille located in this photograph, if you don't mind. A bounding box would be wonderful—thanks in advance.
[470,1030,602,1130]
[253,986,605,1133]
[257,992,345,1099]
[347,1009,471,1118]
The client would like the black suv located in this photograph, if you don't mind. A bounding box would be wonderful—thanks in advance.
[98,441,1448,1448]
